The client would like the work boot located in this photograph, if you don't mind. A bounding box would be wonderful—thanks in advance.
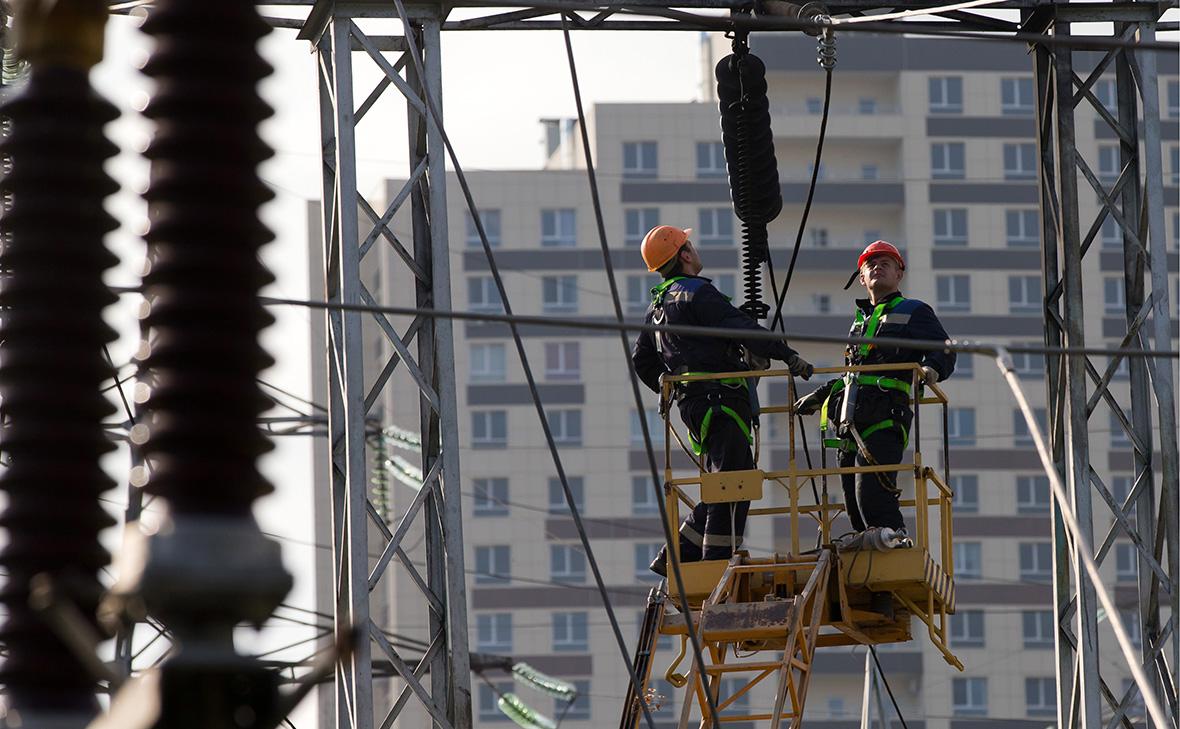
[869,591,894,620]
[649,552,668,578]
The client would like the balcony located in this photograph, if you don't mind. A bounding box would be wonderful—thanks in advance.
[769,103,905,138]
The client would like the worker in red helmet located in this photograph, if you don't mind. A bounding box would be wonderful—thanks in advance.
[794,240,955,583]
[632,225,813,576]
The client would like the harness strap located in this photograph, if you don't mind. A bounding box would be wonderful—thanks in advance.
[823,418,910,453]
[819,374,911,431]
[854,296,904,358]
[688,404,753,457]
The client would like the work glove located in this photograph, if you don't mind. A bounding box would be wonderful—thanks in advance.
[657,373,671,417]
[785,353,814,380]
[793,388,827,416]
[746,351,771,371]
[920,365,940,385]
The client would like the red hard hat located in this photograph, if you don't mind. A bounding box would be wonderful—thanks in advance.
[857,240,905,270]
[845,240,905,289]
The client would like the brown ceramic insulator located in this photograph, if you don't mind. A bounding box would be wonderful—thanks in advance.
[137,0,276,516]
[0,65,119,714]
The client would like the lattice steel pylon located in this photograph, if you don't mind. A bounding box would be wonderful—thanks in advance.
[299,3,1178,729]
[308,5,473,729]
[1026,4,1178,728]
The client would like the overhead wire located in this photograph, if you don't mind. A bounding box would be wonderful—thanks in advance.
[869,644,911,729]
[558,12,719,727]
[257,295,1180,360]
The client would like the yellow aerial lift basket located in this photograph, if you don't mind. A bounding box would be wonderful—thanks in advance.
[619,363,962,729]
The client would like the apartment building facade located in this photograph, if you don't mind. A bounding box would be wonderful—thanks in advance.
[311,32,1179,729]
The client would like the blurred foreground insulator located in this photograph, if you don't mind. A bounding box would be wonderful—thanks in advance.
[0,0,119,723]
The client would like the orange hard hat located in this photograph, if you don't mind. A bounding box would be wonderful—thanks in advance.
[641,225,693,272]
[845,240,905,289]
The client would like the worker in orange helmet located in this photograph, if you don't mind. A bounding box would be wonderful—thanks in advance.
[632,225,813,576]
[794,241,956,591]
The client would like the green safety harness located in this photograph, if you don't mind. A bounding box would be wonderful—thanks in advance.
[820,296,914,453]
[650,277,755,458]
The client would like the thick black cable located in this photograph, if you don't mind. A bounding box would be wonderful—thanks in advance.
[559,14,719,727]
[258,297,1178,360]
[869,644,911,729]
[770,65,831,333]
[385,5,660,726]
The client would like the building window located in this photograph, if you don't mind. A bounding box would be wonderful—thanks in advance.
[1104,276,1125,315]
[1003,143,1038,180]
[697,208,734,245]
[544,341,580,381]
[1017,475,1051,514]
[465,209,501,247]
[1023,610,1054,648]
[479,682,512,722]
[1110,410,1131,448]
[626,273,661,315]
[1095,78,1117,114]
[809,228,829,248]
[1001,77,1035,115]
[542,275,578,314]
[931,142,966,179]
[1008,275,1041,314]
[807,162,827,180]
[1122,609,1143,647]
[635,542,664,582]
[548,476,585,514]
[630,408,664,445]
[550,544,586,583]
[476,612,512,652]
[1101,215,1122,248]
[950,610,985,647]
[1012,347,1045,378]
[947,408,976,446]
[470,343,507,383]
[622,141,658,178]
[1098,145,1120,185]
[1006,209,1040,247]
[950,475,979,514]
[1171,146,1179,185]
[632,475,659,515]
[557,680,591,720]
[1168,80,1179,118]
[858,97,877,115]
[718,678,752,720]
[1116,543,1138,582]
[1013,407,1047,447]
[929,76,963,114]
[552,611,588,652]
[696,141,726,178]
[541,208,576,247]
[936,274,971,312]
[828,697,847,718]
[861,163,879,180]
[806,96,823,114]
[956,352,973,379]
[638,610,673,653]
[468,276,504,313]
[624,207,659,245]
[1026,677,1056,717]
[813,293,831,314]
[474,545,510,584]
[546,409,583,446]
[1019,541,1052,582]
[473,478,509,517]
[954,541,982,579]
[714,273,738,304]
[933,209,968,246]
[472,410,507,448]
[952,677,988,716]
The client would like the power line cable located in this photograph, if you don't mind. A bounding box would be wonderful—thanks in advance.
[379,6,667,729]
[558,14,721,727]
[869,644,912,729]
[258,295,1180,360]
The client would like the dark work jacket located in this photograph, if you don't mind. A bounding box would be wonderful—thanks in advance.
[819,291,956,426]
[631,275,799,394]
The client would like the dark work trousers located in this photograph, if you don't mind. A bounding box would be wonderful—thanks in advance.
[839,422,907,532]
[669,391,755,562]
